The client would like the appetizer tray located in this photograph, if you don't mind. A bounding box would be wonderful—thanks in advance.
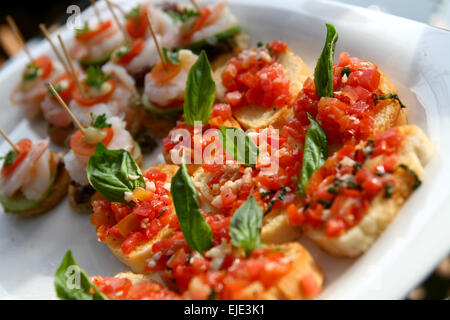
[1,0,450,299]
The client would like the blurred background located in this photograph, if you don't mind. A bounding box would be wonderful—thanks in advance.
[0,0,448,300]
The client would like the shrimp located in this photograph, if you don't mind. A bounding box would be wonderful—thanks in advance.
[64,117,134,186]
[70,21,126,62]
[191,2,237,43]
[0,139,50,200]
[11,59,64,118]
[144,49,198,107]
[69,82,134,126]
[41,95,72,128]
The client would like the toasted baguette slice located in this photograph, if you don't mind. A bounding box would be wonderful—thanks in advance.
[104,164,179,274]
[247,242,323,300]
[374,71,406,131]
[192,166,302,244]
[186,242,323,300]
[114,243,323,300]
[2,152,70,217]
[214,47,311,130]
[305,125,433,257]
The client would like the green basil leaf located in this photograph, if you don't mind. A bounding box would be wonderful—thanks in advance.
[87,142,145,203]
[219,126,259,166]
[1,150,16,168]
[183,50,215,125]
[299,114,328,195]
[314,23,338,99]
[89,113,111,129]
[162,48,180,65]
[229,196,263,257]
[171,156,212,252]
[55,250,108,300]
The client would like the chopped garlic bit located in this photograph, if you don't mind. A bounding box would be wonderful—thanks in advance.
[128,174,140,180]
[163,183,171,191]
[340,156,356,167]
[205,239,232,270]
[146,181,156,192]
[124,191,133,202]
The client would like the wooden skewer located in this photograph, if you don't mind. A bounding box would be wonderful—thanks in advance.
[110,1,127,16]
[145,13,167,70]
[190,0,201,12]
[0,129,20,153]
[57,35,85,98]
[39,24,70,75]
[6,15,33,62]
[47,83,84,133]
[90,0,102,24]
[105,0,130,44]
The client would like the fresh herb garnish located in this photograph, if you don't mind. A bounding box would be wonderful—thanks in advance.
[229,196,263,257]
[345,177,360,189]
[89,113,111,129]
[341,66,351,77]
[171,156,212,253]
[75,21,90,36]
[55,250,108,300]
[264,186,287,216]
[164,8,198,22]
[314,24,338,99]
[373,93,406,109]
[162,48,180,65]
[45,83,62,97]
[362,139,374,157]
[219,126,259,166]
[86,142,145,203]
[384,183,394,198]
[318,199,331,208]
[23,64,39,80]
[398,164,421,190]
[85,66,111,90]
[183,50,215,125]
[327,186,338,195]
[1,150,16,168]
[298,114,328,195]
[126,5,141,19]
[115,45,130,59]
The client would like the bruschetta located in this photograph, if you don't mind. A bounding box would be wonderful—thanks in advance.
[214,41,311,130]
[287,125,433,257]
[287,51,407,155]
[90,164,178,273]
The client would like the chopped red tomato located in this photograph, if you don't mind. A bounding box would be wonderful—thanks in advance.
[182,7,212,41]
[126,7,148,39]
[151,60,182,83]
[70,127,114,156]
[72,78,117,107]
[1,138,32,177]
[76,20,113,42]
[33,55,53,80]
[117,39,144,66]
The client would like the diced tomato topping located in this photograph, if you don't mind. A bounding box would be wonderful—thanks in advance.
[121,231,146,254]
[222,47,292,109]
[268,40,288,54]
[300,273,322,297]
